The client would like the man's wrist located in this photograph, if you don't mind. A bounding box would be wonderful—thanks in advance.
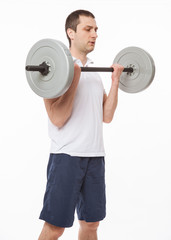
[111,80,119,88]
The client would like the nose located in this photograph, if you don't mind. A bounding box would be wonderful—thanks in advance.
[92,29,98,39]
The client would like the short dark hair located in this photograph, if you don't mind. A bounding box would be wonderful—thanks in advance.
[65,9,95,47]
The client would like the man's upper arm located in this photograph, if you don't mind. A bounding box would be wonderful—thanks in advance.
[43,98,60,122]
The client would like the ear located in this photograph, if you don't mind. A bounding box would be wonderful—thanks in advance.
[67,28,75,41]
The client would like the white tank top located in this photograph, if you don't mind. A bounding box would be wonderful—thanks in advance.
[48,57,105,157]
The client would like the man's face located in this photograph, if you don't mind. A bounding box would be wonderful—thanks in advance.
[71,16,98,54]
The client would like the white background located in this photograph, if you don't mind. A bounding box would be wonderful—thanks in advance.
[0,0,171,239]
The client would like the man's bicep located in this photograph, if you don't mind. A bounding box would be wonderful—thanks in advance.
[43,98,60,116]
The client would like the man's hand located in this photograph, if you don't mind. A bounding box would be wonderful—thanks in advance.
[111,64,124,86]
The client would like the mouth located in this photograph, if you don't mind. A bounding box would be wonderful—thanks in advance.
[89,41,95,46]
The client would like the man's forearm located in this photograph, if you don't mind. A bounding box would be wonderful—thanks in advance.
[103,83,119,123]
[103,64,124,123]
[44,64,81,128]
[51,69,80,127]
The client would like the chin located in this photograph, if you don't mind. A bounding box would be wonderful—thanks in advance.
[87,46,95,54]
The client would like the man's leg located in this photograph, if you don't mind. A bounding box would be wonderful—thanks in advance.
[78,220,99,240]
[38,222,65,240]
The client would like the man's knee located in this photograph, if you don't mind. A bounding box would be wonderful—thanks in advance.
[43,222,65,238]
[79,220,100,232]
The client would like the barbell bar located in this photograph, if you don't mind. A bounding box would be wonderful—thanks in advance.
[26,62,134,73]
[25,38,155,98]
[81,67,133,72]
[26,63,134,74]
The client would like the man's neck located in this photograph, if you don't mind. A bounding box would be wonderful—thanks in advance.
[70,47,87,66]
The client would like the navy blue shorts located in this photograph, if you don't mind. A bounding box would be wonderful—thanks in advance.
[39,153,106,228]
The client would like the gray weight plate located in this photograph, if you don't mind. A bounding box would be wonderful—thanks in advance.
[113,46,155,93]
[26,39,74,98]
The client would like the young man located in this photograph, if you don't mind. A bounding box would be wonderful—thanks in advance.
[38,10,124,240]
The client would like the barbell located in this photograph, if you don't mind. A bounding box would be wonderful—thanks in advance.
[25,39,155,98]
